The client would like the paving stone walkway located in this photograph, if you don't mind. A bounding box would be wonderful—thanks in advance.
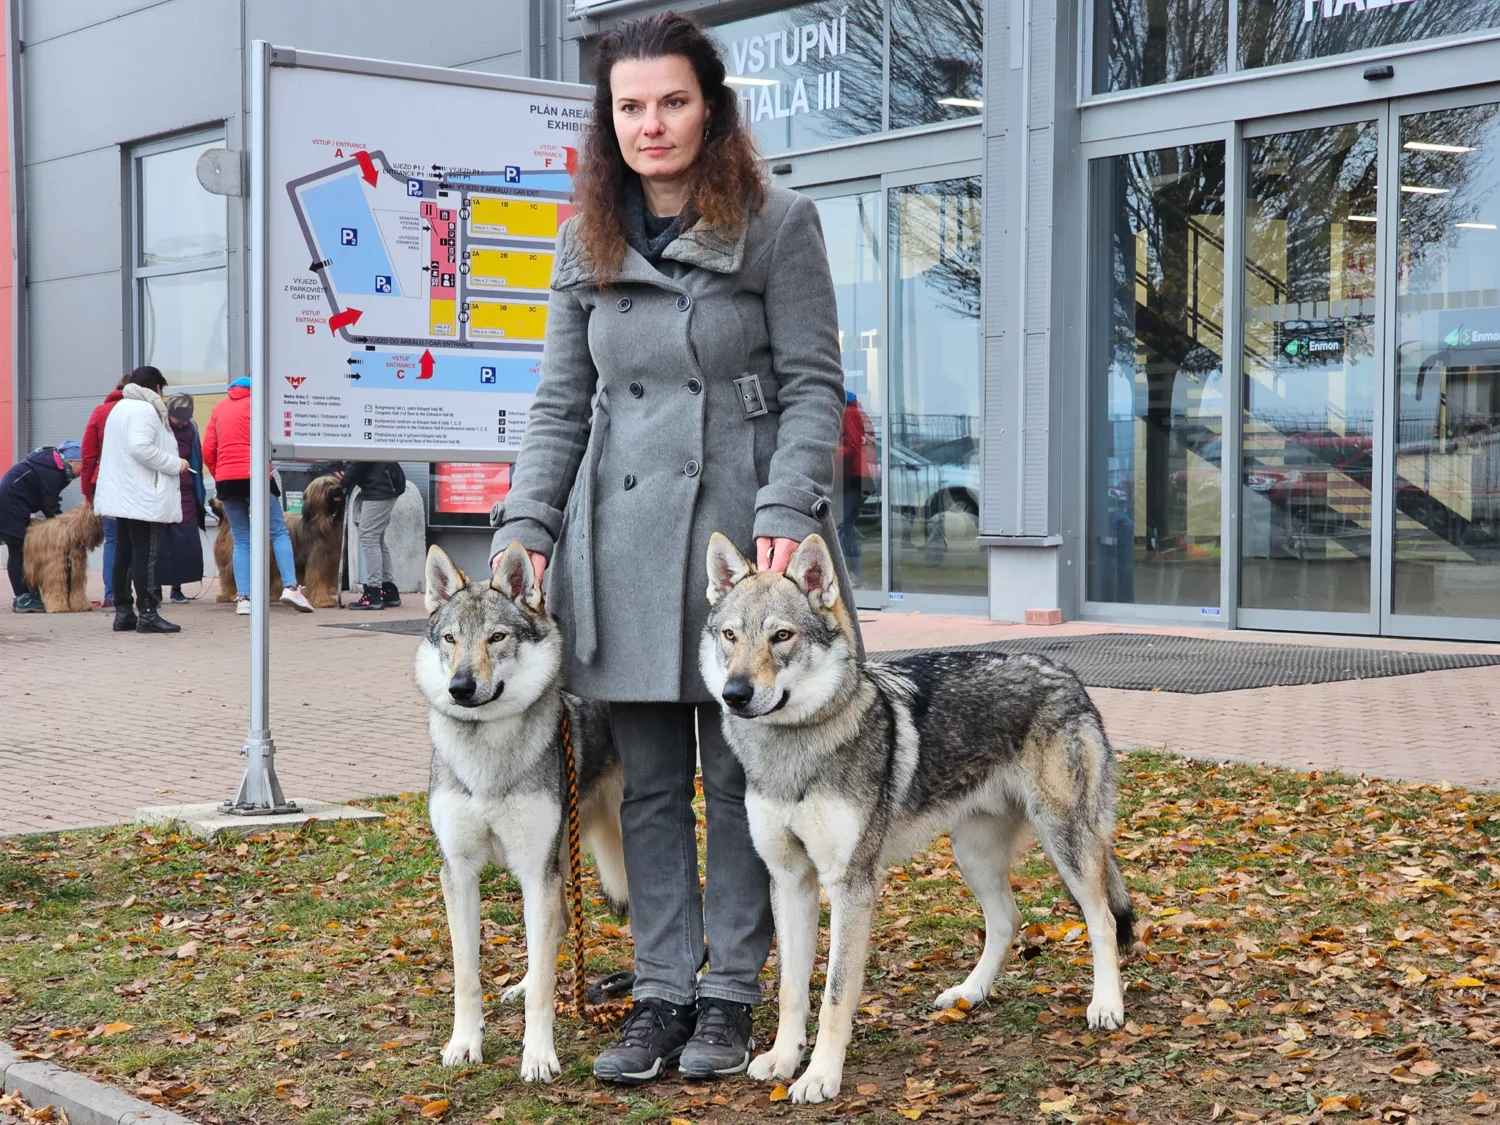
[1,580,1496,834]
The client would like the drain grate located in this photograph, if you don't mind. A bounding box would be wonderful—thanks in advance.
[326,620,1500,694]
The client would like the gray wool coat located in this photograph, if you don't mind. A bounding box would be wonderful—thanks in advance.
[490,185,864,702]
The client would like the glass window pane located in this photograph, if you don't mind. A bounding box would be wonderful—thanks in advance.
[1240,123,1379,613]
[889,178,983,597]
[715,0,884,153]
[1393,104,1500,620]
[1087,143,1226,607]
[1239,0,1500,71]
[889,0,983,128]
[1095,0,1228,93]
[139,140,228,267]
[815,191,884,592]
[141,268,230,386]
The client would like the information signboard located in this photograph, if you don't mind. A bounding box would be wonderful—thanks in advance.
[265,50,591,462]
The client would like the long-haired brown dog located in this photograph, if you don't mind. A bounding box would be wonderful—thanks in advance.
[23,502,105,612]
[211,474,347,607]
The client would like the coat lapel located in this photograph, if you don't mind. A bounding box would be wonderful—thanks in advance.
[553,215,749,293]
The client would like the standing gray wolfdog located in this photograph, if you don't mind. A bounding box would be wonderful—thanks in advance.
[416,543,627,1082]
[701,533,1134,1104]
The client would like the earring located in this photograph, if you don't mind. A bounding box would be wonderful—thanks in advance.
[703,125,710,141]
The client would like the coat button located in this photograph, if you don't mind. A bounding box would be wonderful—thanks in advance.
[617,297,632,312]
[813,498,831,518]
[676,294,691,312]
[686,378,702,394]
[629,381,643,398]
[684,460,700,478]
[623,474,636,490]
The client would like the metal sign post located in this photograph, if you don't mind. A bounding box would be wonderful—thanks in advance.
[222,39,296,816]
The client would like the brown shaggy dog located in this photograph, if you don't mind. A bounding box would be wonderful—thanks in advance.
[211,475,347,606]
[23,502,105,612]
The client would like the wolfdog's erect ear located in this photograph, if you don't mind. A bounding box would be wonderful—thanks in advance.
[787,534,840,611]
[706,532,754,604]
[491,540,544,612]
[425,545,469,615]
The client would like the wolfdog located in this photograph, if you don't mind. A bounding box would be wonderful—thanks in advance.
[700,533,1134,1104]
[417,543,628,1082]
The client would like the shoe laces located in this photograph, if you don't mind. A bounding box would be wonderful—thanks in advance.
[614,999,677,1049]
[693,998,748,1047]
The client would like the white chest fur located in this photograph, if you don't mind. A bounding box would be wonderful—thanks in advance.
[746,790,866,884]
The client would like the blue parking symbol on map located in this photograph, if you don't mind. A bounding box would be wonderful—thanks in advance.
[407,178,424,197]
[504,166,521,183]
[480,366,496,384]
[340,227,358,246]
[375,275,392,294]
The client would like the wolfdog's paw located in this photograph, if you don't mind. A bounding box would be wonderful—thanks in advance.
[747,1045,803,1082]
[933,983,988,1010]
[1086,995,1125,1031]
[789,1064,843,1104]
[520,1042,561,1083]
[441,1026,484,1066]
[500,974,529,1004]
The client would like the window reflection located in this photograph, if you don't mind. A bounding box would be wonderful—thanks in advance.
[1239,0,1500,70]
[1088,143,1226,607]
[142,270,230,386]
[1394,104,1500,619]
[890,178,983,598]
[889,0,984,128]
[140,141,228,267]
[1094,0,1228,93]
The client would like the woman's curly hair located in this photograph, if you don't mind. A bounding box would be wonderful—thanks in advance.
[574,11,765,285]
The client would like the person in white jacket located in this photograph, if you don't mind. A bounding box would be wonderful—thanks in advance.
[95,366,190,634]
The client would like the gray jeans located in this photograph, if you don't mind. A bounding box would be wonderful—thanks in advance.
[610,702,772,1007]
[354,497,396,586]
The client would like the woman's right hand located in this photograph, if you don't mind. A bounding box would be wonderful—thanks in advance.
[179,459,192,475]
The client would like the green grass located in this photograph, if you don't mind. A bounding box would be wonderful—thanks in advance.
[1,756,1497,1123]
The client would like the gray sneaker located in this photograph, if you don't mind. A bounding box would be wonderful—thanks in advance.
[678,998,754,1079]
[592,998,696,1085]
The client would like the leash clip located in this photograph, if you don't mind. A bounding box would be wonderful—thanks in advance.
[734,373,769,419]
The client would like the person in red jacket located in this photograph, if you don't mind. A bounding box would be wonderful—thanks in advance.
[80,376,128,606]
[203,376,312,613]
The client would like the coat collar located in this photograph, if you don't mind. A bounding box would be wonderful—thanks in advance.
[122,383,170,427]
[553,214,748,293]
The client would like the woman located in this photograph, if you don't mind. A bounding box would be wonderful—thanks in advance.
[203,375,314,615]
[80,375,128,607]
[94,366,189,634]
[153,394,206,602]
[488,12,860,1084]
[0,440,84,612]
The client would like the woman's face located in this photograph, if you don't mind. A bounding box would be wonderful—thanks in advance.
[610,54,709,185]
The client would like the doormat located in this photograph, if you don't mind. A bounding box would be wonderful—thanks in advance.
[875,633,1500,694]
[325,619,1500,695]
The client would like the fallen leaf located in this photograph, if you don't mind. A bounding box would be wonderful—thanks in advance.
[857,1083,878,1095]
[769,1086,788,1103]
[420,1099,450,1119]
[174,940,198,960]
[98,1022,133,1038]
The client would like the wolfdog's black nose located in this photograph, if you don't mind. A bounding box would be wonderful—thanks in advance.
[721,678,754,710]
[449,673,477,702]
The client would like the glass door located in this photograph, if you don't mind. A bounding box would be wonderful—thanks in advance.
[1238,110,1385,632]
[1385,90,1500,639]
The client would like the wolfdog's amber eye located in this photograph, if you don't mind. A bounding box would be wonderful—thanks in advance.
[489,632,506,644]
[722,628,736,642]
[442,633,456,644]
[773,629,794,643]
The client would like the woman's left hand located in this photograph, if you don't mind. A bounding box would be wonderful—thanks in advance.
[756,536,800,574]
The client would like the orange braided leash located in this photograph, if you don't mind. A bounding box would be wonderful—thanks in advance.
[557,705,630,1030]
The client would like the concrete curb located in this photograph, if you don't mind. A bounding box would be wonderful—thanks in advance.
[0,1044,195,1125]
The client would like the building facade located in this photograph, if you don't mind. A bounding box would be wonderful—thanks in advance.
[6,0,1500,639]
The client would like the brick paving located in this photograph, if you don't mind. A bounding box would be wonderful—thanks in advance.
[0,576,1496,834]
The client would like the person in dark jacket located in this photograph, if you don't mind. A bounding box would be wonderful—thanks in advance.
[0,441,85,612]
[337,461,406,609]
[153,394,206,602]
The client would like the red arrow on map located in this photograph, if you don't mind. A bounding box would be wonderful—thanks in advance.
[418,349,435,380]
[563,146,578,177]
[355,150,378,186]
[328,308,363,334]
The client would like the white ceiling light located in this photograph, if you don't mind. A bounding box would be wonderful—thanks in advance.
[1403,141,1475,154]
[1455,222,1498,230]
[725,75,776,87]
[1348,214,1378,223]
[938,97,984,109]
[1401,184,1451,195]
